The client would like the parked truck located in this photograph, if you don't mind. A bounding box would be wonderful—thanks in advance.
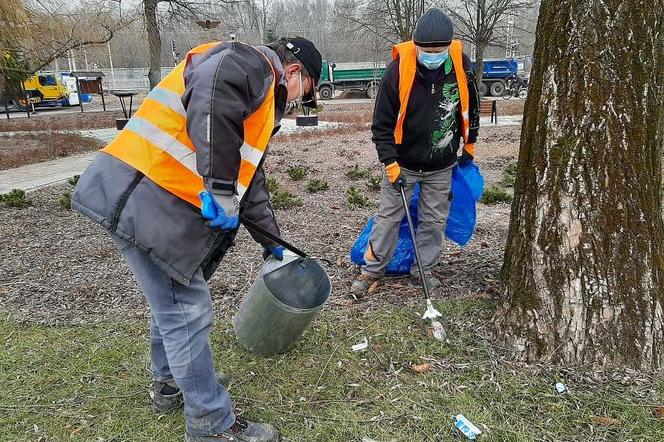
[9,72,71,110]
[474,59,522,97]
[317,61,386,100]
[317,57,525,100]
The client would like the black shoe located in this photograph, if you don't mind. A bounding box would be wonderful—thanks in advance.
[151,372,230,414]
[184,416,279,442]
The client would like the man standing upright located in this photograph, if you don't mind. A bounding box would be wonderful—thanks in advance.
[352,9,480,295]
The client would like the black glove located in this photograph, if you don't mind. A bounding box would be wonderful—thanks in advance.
[458,149,474,166]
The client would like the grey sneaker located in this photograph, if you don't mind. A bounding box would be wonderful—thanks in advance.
[411,269,441,289]
[184,416,279,442]
[350,274,378,296]
[151,372,230,414]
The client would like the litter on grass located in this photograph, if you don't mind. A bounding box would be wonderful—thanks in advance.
[352,337,369,352]
[455,414,482,440]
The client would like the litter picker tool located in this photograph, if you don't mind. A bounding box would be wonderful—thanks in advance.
[398,185,446,341]
[240,216,307,258]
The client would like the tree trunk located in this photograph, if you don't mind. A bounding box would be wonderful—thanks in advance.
[494,0,664,369]
[474,43,485,97]
[144,0,161,90]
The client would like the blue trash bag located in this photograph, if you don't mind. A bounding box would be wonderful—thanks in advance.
[350,185,420,275]
[445,161,485,246]
[350,162,484,274]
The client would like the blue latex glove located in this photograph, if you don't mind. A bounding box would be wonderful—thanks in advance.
[198,190,239,230]
[262,246,285,261]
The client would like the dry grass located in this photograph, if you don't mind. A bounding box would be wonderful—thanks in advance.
[272,123,368,142]
[318,106,374,124]
[0,132,103,170]
[0,111,122,132]
[496,98,525,116]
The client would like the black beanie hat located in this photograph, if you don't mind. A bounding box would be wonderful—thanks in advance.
[413,9,454,47]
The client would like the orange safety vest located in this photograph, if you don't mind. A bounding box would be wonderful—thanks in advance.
[391,39,470,150]
[102,43,276,208]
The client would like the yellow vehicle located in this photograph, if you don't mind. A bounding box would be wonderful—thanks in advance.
[12,72,70,110]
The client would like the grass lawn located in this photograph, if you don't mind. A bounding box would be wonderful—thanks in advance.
[2,299,663,441]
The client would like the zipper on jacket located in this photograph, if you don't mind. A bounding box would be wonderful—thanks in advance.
[209,47,230,178]
[109,172,143,233]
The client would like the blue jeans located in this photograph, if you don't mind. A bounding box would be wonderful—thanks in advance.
[112,236,235,436]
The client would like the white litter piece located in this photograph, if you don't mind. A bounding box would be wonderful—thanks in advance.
[555,382,567,393]
[351,337,369,352]
[454,414,482,440]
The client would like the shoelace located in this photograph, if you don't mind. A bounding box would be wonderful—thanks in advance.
[229,416,249,433]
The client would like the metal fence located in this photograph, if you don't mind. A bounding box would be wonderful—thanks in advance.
[100,67,175,91]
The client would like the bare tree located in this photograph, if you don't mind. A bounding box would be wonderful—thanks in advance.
[0,0,133,98]
[336,0,430,44]
[144,0,216,89]
[444,0,537,93]
[494,0,664,369]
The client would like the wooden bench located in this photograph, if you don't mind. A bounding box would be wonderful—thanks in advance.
[480,99,497,124]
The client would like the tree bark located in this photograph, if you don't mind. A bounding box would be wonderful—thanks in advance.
[474,42,485,96]
[494,0,664,369]
[145,0,161,90]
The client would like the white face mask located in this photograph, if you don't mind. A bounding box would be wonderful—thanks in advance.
[286,72,304,111]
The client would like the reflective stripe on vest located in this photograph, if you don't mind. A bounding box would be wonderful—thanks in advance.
[102,42,275,208]
[392,39,469,145]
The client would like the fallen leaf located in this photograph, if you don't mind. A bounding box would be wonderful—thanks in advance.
[426,328,434,337]
[653,406,664,418]
[410,363,432,374]
[336,257,344,267]
[591,416,620,427]
[449,250,463,256]
[367,280,380,293]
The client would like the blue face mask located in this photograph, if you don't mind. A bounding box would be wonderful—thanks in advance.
[417,49,449,70]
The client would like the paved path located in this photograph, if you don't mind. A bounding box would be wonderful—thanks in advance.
[0,152,98,194]
[0,120,341,194]
[0,128,117,194]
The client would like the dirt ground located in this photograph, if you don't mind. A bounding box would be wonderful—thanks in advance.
[0,132,104,170]
[0,110,125,132]
[0,109,520,324]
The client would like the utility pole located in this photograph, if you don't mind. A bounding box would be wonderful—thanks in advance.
[108,41,116,88]
[83,46,89,70]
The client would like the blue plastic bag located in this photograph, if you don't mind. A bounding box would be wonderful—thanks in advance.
[445,162,484,246]
[350,185,420,274]
[350,161,484,275]
[350,162,484,275]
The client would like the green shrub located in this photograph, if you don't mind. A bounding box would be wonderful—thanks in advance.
[307,179,329,193]
[366,175,382,191]
[346,164,371,180]
[271,190,303,209]
[287,165,309,181]
[480,185,513,204]
[60,192,72,209]
[346,186,372,208]
[68,175,80,186]
[266,177,279,193]
[0,189,31,208]
[499,162,517,188]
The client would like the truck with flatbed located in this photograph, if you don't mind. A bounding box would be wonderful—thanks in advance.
[317,61,386,100]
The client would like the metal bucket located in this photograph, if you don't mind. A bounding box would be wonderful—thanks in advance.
[233,252,331,356]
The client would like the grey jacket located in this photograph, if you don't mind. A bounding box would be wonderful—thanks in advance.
[72,42,287,285]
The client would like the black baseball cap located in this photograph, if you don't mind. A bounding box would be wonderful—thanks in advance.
[286,37,322,108]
